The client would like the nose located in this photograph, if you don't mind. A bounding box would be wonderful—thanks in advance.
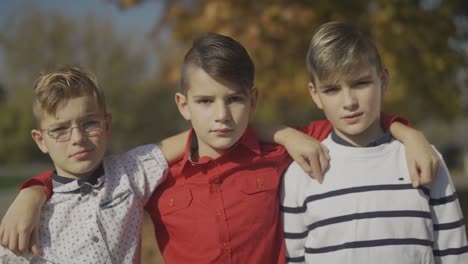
[215,101,231,122]
[70,127,86,144]
[343,89,358,111]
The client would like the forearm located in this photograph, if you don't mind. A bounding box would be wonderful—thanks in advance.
[388,122,422,144]
[252,123,296,145]
[157,130,189,164]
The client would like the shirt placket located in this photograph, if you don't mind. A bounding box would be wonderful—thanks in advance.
[208,162,233,263]
[79,185,110,263]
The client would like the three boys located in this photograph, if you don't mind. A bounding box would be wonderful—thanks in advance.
[1,31,441,263]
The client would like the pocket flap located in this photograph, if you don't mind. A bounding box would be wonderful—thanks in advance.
[241,173,278,194]
[159,185,193,215]
[100,189,132,209]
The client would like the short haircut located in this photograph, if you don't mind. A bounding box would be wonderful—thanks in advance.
[32,65,106,127]
[181,32,255,94]
[306,22,383,85]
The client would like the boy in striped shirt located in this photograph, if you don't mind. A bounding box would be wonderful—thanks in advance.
[281,21,468,264]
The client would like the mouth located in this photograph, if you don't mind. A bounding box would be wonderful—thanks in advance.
[342,112,363,124]
[70,149,94,159]
[211,128,233,135]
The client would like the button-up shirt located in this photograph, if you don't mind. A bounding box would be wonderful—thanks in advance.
[1,144,168,264]
[145,121,334,264]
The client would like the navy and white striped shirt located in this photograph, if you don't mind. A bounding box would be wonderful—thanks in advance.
[281,135,468,263]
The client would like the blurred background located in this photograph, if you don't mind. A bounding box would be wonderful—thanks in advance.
[0,0,467,262]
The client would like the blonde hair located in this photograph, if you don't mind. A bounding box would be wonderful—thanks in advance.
[32,65,106,127]
[306,22,382,85]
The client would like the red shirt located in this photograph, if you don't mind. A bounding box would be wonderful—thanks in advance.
[22,115,407,263]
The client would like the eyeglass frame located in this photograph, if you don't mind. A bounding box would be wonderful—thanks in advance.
[40,118,108,142]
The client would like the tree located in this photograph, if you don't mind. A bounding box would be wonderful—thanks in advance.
[114,0,468,124]
[0,8,179,162]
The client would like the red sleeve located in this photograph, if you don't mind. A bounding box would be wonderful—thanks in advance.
[380,112,411,128]
[298,119,333,141]
[299,113,411,141]
[20,171,54,200]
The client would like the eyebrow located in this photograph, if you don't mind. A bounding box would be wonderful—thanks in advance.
[351,74,373,83]
[49,113,101,126]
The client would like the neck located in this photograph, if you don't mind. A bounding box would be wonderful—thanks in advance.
[334,119,384,147]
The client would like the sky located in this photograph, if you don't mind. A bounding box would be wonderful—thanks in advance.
[0,0,164,76]
[0,0,162,34]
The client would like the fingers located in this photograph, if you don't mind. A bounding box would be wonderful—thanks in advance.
[0,224,5,247]
[30,228,41,256]
[8,230,19,255]
[296,156,322,183]
[319,145,330,174]
[18,226,31,255]
[425,156,441,186]
[407,159,420,188]
[297,147,330,183]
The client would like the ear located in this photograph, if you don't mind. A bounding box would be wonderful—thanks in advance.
[104,113,112,137]
[31,129,49,154]
[175,92,191,120]
[380,68,389,98]
[308,82,323,110]
[250,87,259,110]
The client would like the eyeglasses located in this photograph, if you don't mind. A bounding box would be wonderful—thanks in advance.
[41,119,106,142]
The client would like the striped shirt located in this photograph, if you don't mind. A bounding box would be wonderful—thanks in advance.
[281,136,468,264]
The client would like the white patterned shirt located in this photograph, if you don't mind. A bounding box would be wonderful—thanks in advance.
[1,144,168,264]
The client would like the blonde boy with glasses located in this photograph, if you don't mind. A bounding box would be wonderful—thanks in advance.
[0,65,176,263]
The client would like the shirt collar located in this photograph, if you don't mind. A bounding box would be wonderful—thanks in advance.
[175,126,261,175]
[331,128,392,147]
[52,163,105,193]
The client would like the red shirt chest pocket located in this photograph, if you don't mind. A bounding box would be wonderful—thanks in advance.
[158,185,193,216]
[240,170,280,194]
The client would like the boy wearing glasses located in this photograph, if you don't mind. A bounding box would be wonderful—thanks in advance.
[0,66,177,263]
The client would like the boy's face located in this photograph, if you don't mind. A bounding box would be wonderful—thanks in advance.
[309,65,388,146]
[31,96,111,179]
[176,66,257,159]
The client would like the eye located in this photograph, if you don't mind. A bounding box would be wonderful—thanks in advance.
[196,98,213,104]
[82,120,100,128]
[322,87,338,94]
[49,126,69,133]
[228,95,245,103]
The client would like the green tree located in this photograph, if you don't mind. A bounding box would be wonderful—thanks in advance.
[0,9,180,163]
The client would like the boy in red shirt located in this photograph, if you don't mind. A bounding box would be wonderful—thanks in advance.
[1,33,438,263]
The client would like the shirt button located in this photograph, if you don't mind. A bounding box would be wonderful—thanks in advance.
[88,214,93,219]
[223,242,231,253]
[91,236,99,242]
[92,191,98,197]
[77,197,82,201]
[256,178,264,188]
[169,198,175,207]
[217,210,225,221]
[210,184,220,193]
[81,185,91,193]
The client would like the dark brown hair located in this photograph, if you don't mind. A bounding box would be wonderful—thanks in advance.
[181,32,254,93]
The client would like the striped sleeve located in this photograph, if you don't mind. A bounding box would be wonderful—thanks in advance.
[281,163,309,263]
[427,153,468,263]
